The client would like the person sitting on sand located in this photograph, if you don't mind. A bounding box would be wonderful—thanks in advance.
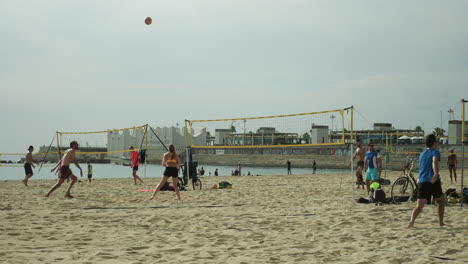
[407,134,445,228]
[149,144,181,200]
[46,141,82,198]
[22,145,39,186]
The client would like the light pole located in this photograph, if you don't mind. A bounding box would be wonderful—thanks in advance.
[330,114,336,132]
[448,109,454,121]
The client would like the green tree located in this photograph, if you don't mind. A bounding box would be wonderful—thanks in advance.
[415,126,423,132]
[433,127,445,137]
[302,133,310,139]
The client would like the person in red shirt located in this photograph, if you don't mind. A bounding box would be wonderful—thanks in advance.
[129,146,144,185]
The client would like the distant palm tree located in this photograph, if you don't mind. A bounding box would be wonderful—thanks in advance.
[415,126,423,132]
[433,127,445,137]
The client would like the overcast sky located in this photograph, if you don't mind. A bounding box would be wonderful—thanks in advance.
[1,0,467,155]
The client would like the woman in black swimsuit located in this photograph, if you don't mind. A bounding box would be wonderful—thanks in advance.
[149,144,182,200]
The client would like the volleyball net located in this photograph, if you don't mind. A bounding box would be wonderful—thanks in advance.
[185,107,354,149]
[0,125,149,168]
[57,125,148,163]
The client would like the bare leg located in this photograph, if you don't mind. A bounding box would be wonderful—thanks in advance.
[436,197,445,226]
[65,175,78,198]
[453,168,457,183]
[149,176,169,200]
[355,167,362,190]
[132,170,143,185]
[408,199,426,228]
[366,180,371,194]
[172,177,181,200]
[23,174,32,186]
[46,179,65,197]
[449,168,453,183]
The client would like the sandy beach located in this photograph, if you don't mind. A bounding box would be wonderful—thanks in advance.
[0,172,466,264]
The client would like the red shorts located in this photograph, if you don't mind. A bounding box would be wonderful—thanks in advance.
[59,166,73,180]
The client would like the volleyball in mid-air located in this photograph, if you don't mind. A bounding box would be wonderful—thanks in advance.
[145,17,152,25]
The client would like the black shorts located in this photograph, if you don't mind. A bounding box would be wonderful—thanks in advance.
[417,181,443,200]
[357,161,365,168]
[448,164,455,169]
[356,175,364,184]
[163,167,178,177]
[132,166,139,171]
[87,174,92,179]
[24,163,33,176]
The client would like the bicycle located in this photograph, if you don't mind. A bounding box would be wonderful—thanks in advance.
[178,165,202,190]
[177,176,202,190]
[391,156,418,204]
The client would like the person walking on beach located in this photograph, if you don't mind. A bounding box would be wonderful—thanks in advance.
[408,134,445,228]
[149,144,181,200]
[215,168,219,176]
[287,160,292,175]
[46,141,82,198]
[22,146,39,186]
[447,149,457,183]
[364,143,381,194]
[87,161,93,183]
[350,139,366,190]
[129,146,144,185]
[312,160,317,174]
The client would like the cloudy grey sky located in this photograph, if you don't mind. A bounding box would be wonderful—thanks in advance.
[1,0,467,154]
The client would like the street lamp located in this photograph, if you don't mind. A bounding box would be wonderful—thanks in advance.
[330,114,336,132]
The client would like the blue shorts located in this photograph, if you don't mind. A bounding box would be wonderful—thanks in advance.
[366,168,379,181]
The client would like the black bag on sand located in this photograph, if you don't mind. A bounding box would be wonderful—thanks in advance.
[374,188,386,203]
[218,181,232,189]
[378,178,391,185]
[445,188,456,196]
[357,197,369,203]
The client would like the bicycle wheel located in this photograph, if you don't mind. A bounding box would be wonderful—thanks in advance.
[177,177,185,189]
[391,177,415,204]
[192,179,202,190]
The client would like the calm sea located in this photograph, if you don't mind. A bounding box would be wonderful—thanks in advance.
[0,163,349,181]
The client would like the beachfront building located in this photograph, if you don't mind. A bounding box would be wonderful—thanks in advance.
[448,120,468,145]
[311,125,329,144]
[107,126,206,161]
[331,123,424,145]
[213,127,299,146]
[36,146,108,163]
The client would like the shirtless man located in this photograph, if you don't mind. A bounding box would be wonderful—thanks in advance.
[46,141,82,198]
[22,146,39,186]
[350,139,366,190]
[447,149,457,183]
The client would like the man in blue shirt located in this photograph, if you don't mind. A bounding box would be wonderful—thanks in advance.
[364,143,381,194]
[408,134,445,228]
